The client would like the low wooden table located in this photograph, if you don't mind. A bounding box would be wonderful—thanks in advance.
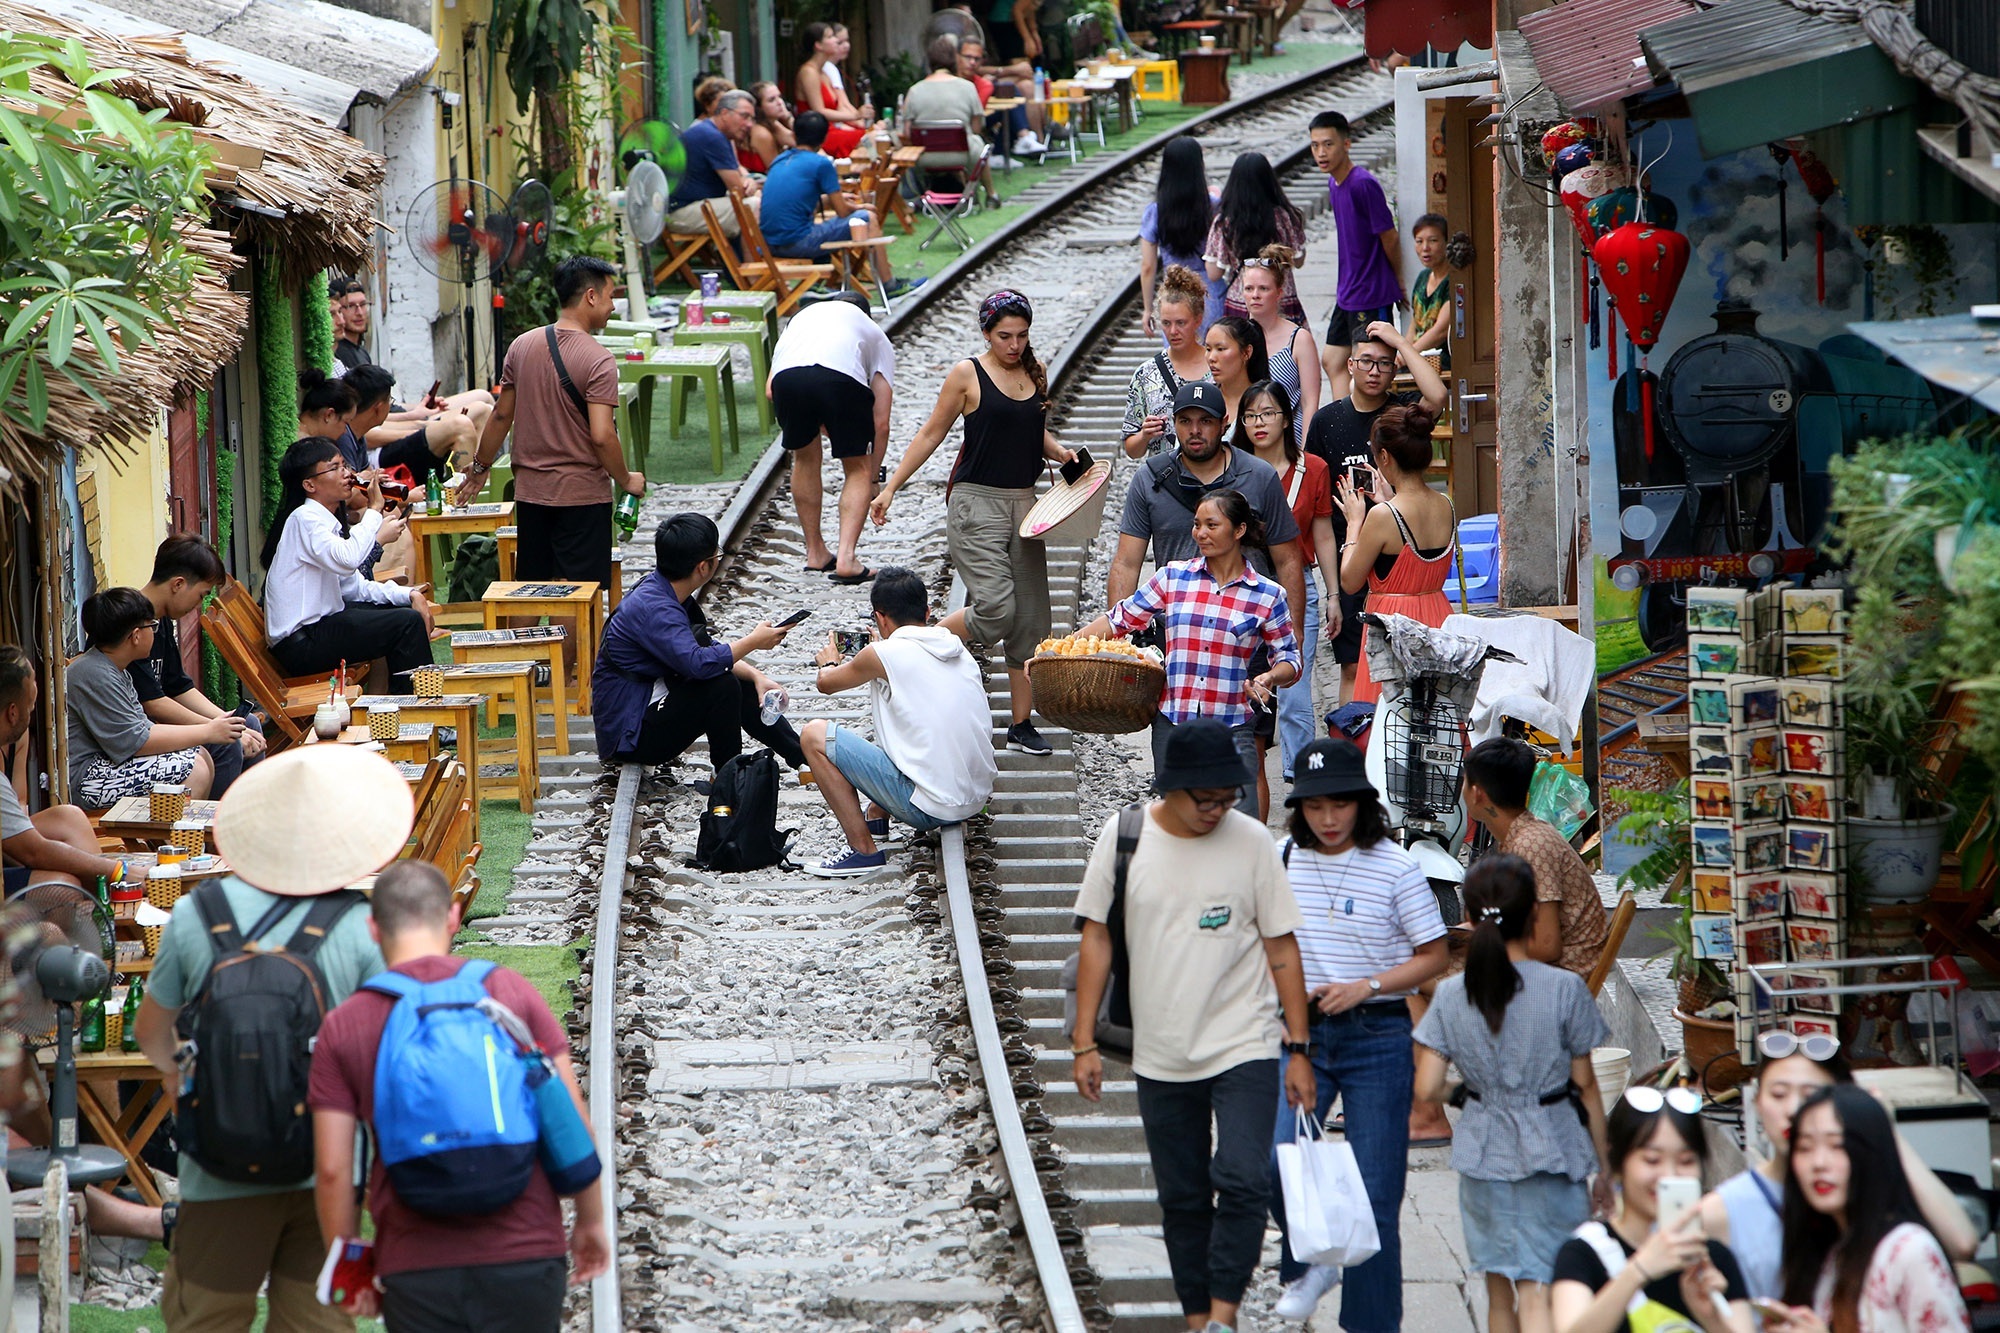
[1159,18,1222,56]
[95,797,220,847]
[34,1050,172,1206]
[452,627,571,754]
[408,502,514,623]
[482,581,603,712]
[1179,48,1233,104]
[819,235,895,307]
[332,723,439,766]
[353,694,487,814]
[438,661,543,810]
[496,526,517,581]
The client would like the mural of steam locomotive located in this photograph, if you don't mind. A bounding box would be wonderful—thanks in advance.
[1608,300,1939,649]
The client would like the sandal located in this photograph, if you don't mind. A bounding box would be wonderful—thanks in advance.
[804,558,837,573]
[830,568,877,585]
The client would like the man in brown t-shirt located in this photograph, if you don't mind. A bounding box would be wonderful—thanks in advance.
[309,862,608,1331]
[460,254,641,589]
[1463,737,1609,977]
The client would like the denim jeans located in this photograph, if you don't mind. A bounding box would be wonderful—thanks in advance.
[1269,1003,1414,1331]
[826,723,951,832]
[1149,716,1261,817]
[1135,1058,1280,1316]
[1277,578,1322,779]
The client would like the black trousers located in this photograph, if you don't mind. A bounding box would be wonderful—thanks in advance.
[379,1256,567,1333]
[271,603,433,691]
[203,710,266,800]
[629,672,804,770]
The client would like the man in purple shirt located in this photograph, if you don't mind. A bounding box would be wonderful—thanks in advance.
[590,513,803,771]
[1310,110,1405,399]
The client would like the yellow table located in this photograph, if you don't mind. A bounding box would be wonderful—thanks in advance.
[33,1050,173,1206]
[496,526,517,581]
[354,694,487,815]
[438,660,543,810]
[408,501,514,622]
[451,626,570,754]
[94,797,220,847]
[482,581,602,712]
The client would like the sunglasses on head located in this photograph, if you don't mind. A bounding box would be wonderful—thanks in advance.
[1757,1030,1841,1063]
[1624,1086,1702,1115]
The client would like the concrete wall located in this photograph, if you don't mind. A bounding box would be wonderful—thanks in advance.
[1494,160,1561,605]
[350,98,443,399]
[90,419,172,587]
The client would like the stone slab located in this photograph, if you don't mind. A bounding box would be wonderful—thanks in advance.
[646,1037,937,1093]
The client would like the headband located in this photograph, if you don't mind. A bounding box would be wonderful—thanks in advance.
[978,289,1032,331]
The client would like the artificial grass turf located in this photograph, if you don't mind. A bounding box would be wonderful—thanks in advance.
[71,1303,386,1333]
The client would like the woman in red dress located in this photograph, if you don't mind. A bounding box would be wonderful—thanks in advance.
[1335,402,1458,705]
[795,22,871,158]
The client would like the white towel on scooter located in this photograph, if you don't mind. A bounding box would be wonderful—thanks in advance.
[1443,612,1594,755]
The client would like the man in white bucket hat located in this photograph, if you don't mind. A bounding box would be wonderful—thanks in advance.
[136,745,412,1332]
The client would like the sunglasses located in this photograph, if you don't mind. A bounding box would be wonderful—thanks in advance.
[1240,257,1283,269]
[1757,1030,1841,1063]
[1624,1086,1703,1115]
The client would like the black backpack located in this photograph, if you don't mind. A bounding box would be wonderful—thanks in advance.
[692,749,793,872]
[1061,802,1144,1058]
[176,883,363,1184]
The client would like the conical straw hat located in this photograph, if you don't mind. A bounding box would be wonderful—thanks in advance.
[213,746,416,896]
[1020,460,1112,544]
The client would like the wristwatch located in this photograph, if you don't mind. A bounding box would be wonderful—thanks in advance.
[1366,977,1383,993]
[1283,1039,1311,1056]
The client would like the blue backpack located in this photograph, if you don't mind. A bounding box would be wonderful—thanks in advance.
[365,960,539,1215]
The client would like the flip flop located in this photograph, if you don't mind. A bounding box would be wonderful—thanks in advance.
[1409,1134,1453,1149]
[830,568,877,585]
[804,558,837,573]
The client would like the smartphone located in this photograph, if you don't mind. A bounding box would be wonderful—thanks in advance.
[1751,1299,1792,1326]
[776,609,812,628]
[1060,447,1095,486]
[1347,464,1370,490]
[835,629,869,656]
[1654,1176,1702,1232]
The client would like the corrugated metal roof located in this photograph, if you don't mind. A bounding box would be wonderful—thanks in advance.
[1639,0,1875,94]
[1847,314,2000,414]
[1517,0,1698,114]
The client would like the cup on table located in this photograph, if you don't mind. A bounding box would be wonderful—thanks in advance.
[150,783,188,824]
[1199,33,1217,48]
[313,703,343,741]
[712,312,732,325]
[699,271,721,300]
[155,843,186,867]
[170,820,206,857]
[413,665,444,698]
[146,863,185,910]
[370,706,402,742]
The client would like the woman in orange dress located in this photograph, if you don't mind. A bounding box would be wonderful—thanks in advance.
[1335,402,1458,705]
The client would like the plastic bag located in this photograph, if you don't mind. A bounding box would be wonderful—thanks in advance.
[1528,760,1593,840]
[1276,1110,1380,1269]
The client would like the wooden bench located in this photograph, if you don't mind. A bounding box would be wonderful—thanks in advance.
[199,581,361,751]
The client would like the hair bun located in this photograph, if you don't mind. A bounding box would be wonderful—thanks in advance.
[1404,403,1437,438]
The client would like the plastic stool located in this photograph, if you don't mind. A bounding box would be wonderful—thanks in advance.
[1134,59,1180,102]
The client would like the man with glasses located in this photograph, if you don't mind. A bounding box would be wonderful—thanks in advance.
[1302,321,1446,702]
[1070,719,1317,1333]
[667,89,763,238]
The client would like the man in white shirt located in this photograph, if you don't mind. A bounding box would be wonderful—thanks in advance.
[262,440,436,693]
[766,292,894,583]
[799,567,995,877]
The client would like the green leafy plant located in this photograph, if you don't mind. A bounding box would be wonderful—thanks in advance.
[251,251,294,521]
[864,51,923,111]
[0,32,214,470]
[1610,781,1726,992]
[490,0,619,178]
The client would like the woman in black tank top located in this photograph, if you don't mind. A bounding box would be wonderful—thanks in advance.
[872,290,1077,754]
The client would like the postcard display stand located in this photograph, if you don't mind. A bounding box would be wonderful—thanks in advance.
[1685,586,1849,1060]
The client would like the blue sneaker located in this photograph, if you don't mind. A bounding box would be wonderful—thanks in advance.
[864,816,889,839]
[807,848,887,878]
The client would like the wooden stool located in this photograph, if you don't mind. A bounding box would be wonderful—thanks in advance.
[1132,59,1181,101]
[482,581,603,712]
[672,322,775,431]
[355,694,487,814]
[451,626,571,755]
[437,661,543,811]
[620,347,740,473]
[1179,48,1233,104]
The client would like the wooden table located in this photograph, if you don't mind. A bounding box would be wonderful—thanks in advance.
[1214,9,1257,63]
[407,501,514,623]
[452,627,571,754]
[438,661,543,810]
[496,526,517,581]
[332,723,439,766]
[1179,48,1234,104]
[819,235,895,307]
[482,581,603,713]
[95,797,220,847]
[35,1049,172,1206]
[1159,18,1222,56]
[353,694,487,814]
[1082,64,1139,131]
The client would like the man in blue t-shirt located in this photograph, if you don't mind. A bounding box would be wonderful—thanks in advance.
[1309,110,1406,399]
[760,112,905,295]
[666,89,762,237]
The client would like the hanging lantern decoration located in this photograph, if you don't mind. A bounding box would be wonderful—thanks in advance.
[1587,187,1678,238]
[1594,222,1692,460]
[1790,141,1841,305]
[1562,163,1630,357]
[1552,142,1596,187]
[1541,120,1595,170]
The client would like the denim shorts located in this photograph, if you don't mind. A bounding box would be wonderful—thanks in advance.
[771,211,872,260]
[827,724,952,832]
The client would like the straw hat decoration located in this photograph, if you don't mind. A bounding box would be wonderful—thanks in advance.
[212,747,415,897]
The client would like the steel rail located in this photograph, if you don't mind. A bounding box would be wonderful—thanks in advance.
[584,51,1391,1331]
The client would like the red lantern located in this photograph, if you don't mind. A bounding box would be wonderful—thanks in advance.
[1594,222,1691,458]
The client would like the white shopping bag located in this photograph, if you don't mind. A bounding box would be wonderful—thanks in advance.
[1276,1109,1381,1269]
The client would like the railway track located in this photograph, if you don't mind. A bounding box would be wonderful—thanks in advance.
[568,49,1400,1332]
[1596,647,1688,792]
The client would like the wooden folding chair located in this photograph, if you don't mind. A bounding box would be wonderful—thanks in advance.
[449,854,482,933]
[199,580,358,751]
[1585,890,1638,997]
[653,228,714,289]
[726,190,831,316]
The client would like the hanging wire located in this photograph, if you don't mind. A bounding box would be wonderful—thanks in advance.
[1787,0,2000,147]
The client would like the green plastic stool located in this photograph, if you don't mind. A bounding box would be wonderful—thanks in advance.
[620,347,740,473]
[672,322,774,432]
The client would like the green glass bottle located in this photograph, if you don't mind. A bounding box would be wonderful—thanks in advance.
[614,488,644,542]
[425,470,445,512]
[91,875,117,984]
[79,996,107,1053]
[120,978,145,1053]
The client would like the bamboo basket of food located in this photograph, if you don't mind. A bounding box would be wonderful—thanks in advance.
[1025,635,1165,735]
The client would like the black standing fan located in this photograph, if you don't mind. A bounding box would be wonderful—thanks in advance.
[406,178,516,389]
[2,887,126,1189]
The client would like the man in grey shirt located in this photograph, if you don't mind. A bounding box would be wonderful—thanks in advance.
[1110,381,1307,627]
[0,646,125,896]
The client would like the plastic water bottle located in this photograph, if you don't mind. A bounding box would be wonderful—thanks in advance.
[759,688,788,727]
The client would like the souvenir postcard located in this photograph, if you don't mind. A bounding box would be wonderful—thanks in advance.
[1689,728,1732,775]
[1693,870,1734,913]
[1732,872,1786,921]
[1748,584,1785,640]
[1787,921,1838,962]
[1687,586,1749,636]
[1782,728,1842,776]
[1734,777,1787,823]
[1786,824,1839,871]
[1689,636,1745,677]
[1787,1013,1840,1038]
[1727,676,1782,727]
[1689,680,1731,727]
[1691,822,1735,868]
[1784,778,1838,823]
[1780,678,1840,728]
[1691,914,1736,960]
[1735,727,1784,779]
[1788,872,1841,920]
[1781,588,1845,636]
[1784,635,1847,680]
[1781,969,1840,1014]
[1739,920,1787,968]
[1735,822,1787,872]
[1692,777,1731,820]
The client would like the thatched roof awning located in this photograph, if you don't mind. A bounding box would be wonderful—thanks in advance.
[0,0,385,285]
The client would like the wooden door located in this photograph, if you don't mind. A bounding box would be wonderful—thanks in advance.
[164,395,214,682]
[1438,95,1498,515]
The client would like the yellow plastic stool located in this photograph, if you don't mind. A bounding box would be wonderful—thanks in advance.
[1134,59,1180,102]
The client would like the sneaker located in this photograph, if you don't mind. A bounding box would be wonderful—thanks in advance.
[1202,1323,1238,1333]
[1006,721,1053,755]
[864,816,889,839]
[1013,130,1047,155]
[883,277,926,298]
[806,848,887,878]
[1273,1264,1341,1320]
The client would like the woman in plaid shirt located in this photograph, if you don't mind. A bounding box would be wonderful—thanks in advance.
[1080,488,1300,817]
